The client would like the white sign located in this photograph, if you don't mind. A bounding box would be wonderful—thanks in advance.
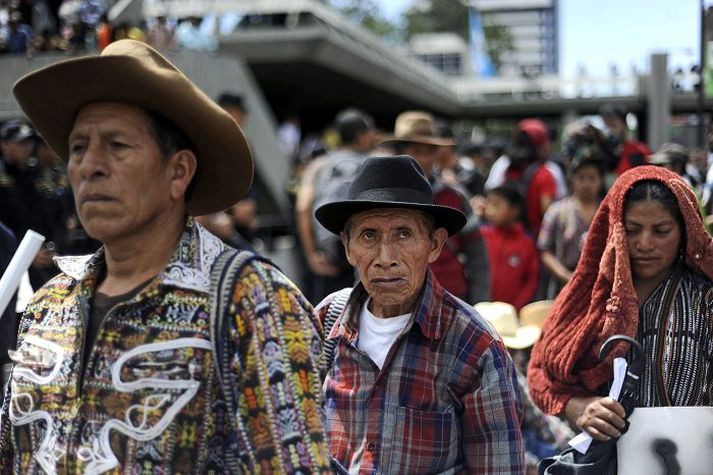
[617,406,713,475]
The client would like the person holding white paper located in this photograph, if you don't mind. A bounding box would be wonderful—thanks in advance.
[528,166,713,443]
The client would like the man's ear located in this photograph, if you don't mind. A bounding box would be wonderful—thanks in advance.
[427,227,448,264]
[168,149,197,201]
[340,232,355,266]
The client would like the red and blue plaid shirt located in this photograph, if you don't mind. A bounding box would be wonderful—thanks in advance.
[318,270,525,474]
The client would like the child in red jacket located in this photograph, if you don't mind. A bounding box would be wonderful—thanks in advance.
[481,185,539,310]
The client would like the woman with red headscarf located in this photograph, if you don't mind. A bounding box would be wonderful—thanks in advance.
[528,165,713,441]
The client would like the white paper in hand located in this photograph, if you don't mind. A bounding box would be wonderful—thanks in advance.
[568,357,628,454]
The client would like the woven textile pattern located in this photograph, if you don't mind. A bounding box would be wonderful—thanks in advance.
[0,219,330,474]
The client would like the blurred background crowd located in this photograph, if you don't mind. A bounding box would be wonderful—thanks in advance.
[2,0,712,470]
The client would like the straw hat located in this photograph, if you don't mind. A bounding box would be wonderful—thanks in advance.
[380,111,455,147]
[12,40,253,216]
[474,301,541,350]
[519,300,554,328]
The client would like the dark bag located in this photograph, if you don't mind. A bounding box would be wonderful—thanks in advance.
[537,335,644,475]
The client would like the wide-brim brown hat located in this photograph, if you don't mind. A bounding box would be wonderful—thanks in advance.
[315,155,466,236]
[12,40,252,216]
[380,111,455,147]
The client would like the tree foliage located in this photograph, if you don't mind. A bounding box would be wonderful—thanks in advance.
[327,0,513,73]
[405,0,513,73]
[404,0,468,40]
[326,0,401,42]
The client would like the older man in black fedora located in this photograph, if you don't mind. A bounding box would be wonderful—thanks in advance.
[315,155,524,474]
[0,40,330,473]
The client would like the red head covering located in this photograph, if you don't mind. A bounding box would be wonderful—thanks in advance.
[528,166,713,414]
[518,118,549,148]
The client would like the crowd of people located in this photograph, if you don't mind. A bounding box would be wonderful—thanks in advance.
[0,38,711,474]
[0,0,219,55]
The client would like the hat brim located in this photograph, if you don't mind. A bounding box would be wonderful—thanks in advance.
[380,135,455,147]
[501,325,541,350]
[13,54,252,216]
[315,199,467,237]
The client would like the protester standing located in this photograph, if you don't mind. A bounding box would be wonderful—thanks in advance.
[538,154,605,298]
[296,108,375,302]
[315,155,524,474]
[529,166,713,441]
[0,40,330,473]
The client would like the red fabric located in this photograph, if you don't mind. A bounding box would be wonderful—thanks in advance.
[615,140,650,176]
[430,186,468,298]
[97,24,112,51]
[519,119,549,148]
[526,164,557,236]
[481,223,539,310]
[528,166,713,415]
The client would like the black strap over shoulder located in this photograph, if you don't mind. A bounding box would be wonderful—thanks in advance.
[320,287,352,378]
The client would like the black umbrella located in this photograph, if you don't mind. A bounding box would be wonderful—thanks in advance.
[539,335,644,475]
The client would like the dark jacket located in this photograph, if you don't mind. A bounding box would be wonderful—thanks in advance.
[0,221,17,365]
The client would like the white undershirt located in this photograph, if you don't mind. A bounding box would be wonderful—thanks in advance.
[357,300,411,370]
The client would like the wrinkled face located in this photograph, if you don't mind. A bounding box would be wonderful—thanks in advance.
[571,164,603,202]
[625,200,682,287]
[68,102,191,245]
[341,208,447,318]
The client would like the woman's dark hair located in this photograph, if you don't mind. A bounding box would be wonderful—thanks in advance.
[624,180,686,243]
[569,156,606,180]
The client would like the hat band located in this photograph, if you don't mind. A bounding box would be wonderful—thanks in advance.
[352,187,434,205]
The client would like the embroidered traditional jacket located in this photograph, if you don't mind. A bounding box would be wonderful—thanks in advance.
[0,218,330,474]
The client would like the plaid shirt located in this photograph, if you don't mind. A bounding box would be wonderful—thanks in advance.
[318,271,525,474]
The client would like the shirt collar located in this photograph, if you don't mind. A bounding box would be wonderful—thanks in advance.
[342,269,445,341]
[55,216,226,294]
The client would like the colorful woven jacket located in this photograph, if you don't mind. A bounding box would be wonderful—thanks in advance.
[0,218,330,474]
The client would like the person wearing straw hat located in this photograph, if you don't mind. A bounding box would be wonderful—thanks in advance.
[380,111,491,304]
[475,301,574,475]
[0,40,330,473]
[315,155,524,474]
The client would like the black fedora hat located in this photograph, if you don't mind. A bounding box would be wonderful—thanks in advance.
[315,155,467,236]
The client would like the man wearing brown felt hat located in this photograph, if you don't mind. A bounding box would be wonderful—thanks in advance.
[0,40,330,473]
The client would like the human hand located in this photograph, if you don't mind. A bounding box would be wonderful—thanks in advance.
[32,245,56,268]
[569,396,626,441]
[470,195,486,217]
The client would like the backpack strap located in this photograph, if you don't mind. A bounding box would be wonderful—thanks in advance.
[208,247,269,472]
[320,287,352,377]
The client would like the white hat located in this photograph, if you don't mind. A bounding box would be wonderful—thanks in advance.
[474,302,541,350]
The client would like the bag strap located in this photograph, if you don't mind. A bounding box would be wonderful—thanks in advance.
[208,247,269,472]
[320,287,352,377]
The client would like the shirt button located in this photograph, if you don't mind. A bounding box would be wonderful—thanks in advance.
[367,443,376,452]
